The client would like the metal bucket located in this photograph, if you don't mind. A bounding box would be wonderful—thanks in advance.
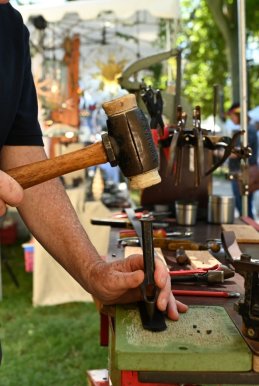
[207,195,235,224]
[175,201,198,226]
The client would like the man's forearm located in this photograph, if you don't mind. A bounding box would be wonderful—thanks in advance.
[0,146,188,318]
[21,178,102,289]
[0,145,103,292]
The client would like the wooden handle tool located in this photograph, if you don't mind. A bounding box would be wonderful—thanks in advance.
[6,142,107,189]
[5,94,161,190]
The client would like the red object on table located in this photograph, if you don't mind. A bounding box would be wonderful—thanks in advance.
[172,289,239,298]
[169,264,220,276]
[152,127,170,160]
[121,370,178,386]
[113,212,143,219]
[119,228,167,239]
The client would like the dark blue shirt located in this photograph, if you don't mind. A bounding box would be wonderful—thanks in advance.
[0,2,43,149]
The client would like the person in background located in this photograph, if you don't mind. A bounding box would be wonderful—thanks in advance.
[227,103,258,218]
[0,0,188,364]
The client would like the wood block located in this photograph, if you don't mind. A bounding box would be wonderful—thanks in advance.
[185,250,220,269]
[124,246,166,266]
[115,305,252,372]
[253,355,259,372]
[222,224,259,244]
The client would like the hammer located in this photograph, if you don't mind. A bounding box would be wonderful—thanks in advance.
[5,94,161,190]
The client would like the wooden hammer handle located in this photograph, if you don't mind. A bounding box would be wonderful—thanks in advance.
[6,141,108,189]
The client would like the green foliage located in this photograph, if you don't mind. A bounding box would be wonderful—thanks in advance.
[246,0,259,34]
[177,0,259,117]
[145,63,166,90]
[249,64,259,108]
[0,243,107,386]
[142,19,176,90]
[177,0,229,117]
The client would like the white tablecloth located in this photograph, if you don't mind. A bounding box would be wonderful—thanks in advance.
[33,186,111,306]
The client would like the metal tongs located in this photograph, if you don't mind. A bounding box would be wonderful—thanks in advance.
[166,105,185,185]
[166,105,204,186]
[140,85,164,136]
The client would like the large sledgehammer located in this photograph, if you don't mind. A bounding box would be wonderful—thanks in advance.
[6,94,161,190]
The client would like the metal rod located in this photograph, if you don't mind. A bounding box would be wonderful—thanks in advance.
[237,0,248,216]
[238,0,248,147]
[174,50,182,116]
[140,217,155,286]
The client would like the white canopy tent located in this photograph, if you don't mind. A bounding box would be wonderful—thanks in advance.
[14,0,181,121]
[14,0,180,22]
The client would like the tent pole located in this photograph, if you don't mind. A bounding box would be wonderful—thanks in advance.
[166,20,172,83]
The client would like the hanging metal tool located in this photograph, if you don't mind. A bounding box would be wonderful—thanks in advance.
[204,130,245,176]
[140,85,164,136]
[213,84,219,136]
[166,105,184,184]
[166,104,206,187]
[119,48,180,94]
[193,106,204,186]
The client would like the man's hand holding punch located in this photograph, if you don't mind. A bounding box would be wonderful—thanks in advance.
[85,253,188,320]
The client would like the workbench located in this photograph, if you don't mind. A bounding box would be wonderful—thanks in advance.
[99,221,259,386]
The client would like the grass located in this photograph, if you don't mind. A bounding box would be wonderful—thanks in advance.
[0,241,108,386]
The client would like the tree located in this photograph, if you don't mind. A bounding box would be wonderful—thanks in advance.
[178,0,229,117]
[178,0,259,117]
[207,0,259,107]
[206,0,238,102]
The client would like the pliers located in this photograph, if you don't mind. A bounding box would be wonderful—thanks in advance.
[140,85,164,136]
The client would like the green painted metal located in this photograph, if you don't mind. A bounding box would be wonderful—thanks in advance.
[115,304,252,372]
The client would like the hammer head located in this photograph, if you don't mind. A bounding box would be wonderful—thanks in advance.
[102,94,161,190]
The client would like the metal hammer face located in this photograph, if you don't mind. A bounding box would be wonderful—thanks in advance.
[102,94,161,189]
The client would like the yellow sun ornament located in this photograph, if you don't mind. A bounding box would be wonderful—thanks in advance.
[95,54,128,91]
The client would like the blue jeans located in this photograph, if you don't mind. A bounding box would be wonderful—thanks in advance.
[231,179,254,218]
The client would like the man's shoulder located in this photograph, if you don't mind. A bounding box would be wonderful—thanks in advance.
[2,2,23,21]
[1,3,28,42]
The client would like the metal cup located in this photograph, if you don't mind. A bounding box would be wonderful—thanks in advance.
[175,201,198,226]
[207,195,235,224]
